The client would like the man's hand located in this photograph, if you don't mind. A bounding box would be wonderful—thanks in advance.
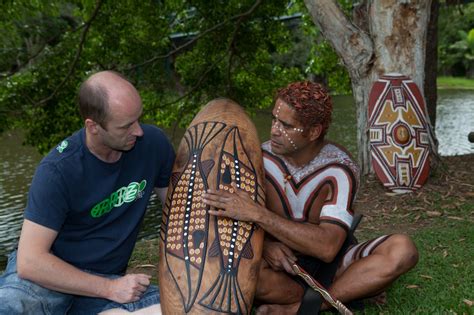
[106,273,151,303]
[263,241,298,275]
[202,188,267,222]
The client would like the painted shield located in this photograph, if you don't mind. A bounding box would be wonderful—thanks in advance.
[158,98,265,314]
[368,73,430,193]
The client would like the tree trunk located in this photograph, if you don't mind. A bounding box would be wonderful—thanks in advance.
[304,0,439,175]
[424,0,439,128]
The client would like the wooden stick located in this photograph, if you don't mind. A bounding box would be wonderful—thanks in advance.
[292,263,353,315]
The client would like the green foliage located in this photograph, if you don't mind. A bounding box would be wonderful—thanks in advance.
[297,0,352,95]
[3,0,471,154]
[449,29,474,78]
[0,0,353,153]
[438,3,474,77]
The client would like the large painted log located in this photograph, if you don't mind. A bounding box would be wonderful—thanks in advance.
[158,98,265,314]
[368,73,430,193]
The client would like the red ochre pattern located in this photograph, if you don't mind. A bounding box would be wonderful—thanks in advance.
[368,74,430,192]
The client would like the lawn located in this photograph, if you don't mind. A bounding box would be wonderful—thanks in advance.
[361,218,474,314]
[437,76,474,89]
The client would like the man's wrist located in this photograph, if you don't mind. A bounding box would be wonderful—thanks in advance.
[98,277,114,300]
[253,205,270,225]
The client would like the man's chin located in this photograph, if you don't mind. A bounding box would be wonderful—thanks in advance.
[271,141,284,153]
[118,142,136,152]
[271,147,287,156]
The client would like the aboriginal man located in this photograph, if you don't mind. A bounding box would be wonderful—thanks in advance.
[203,81,419,314]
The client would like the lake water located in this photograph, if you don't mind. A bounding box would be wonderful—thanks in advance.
[1,90,473,269]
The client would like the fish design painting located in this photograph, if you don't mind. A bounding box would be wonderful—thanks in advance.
[199,126,264,314]
[161,121,226,311]
[159,98,265,314]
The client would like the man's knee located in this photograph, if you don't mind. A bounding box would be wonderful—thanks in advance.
[378,234,419,277]
[0,283,70,314]
[0,271,73,314]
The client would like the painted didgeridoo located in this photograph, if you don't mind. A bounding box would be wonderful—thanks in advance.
[158,98,265,314]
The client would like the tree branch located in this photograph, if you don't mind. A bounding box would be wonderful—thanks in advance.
[0,20,88,80]
[303,0,374,79]
[124,0,262,72]
[225,10,247,96]
[165,4,258,140]
[34,0,103,107]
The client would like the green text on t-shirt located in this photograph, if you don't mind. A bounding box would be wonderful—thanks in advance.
[90,180,147,218]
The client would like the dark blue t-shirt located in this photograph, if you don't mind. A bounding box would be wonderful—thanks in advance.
[24,124,175,274]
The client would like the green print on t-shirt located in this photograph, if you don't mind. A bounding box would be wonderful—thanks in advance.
[90,180,147,218]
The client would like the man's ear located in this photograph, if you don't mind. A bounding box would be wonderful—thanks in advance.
[309,124,323,142]
[85,118,100,135]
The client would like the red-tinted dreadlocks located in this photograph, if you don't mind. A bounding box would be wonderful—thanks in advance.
[276,81,333,137]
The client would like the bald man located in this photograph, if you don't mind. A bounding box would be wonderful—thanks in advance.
[0,71,174,314]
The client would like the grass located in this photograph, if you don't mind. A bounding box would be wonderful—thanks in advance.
[437,76,474,89]
[130,210,474,314]
[360,220,474,314]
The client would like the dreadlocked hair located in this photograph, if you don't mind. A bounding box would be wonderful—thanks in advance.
[276,81,333,137]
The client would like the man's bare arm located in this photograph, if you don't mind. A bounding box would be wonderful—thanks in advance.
[203,189,347,262]
[17,219,151,303]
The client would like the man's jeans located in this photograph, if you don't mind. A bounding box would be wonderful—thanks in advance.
[0,251,160,314]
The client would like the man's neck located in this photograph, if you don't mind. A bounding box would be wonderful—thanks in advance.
[285,140,326,168]
[85,131,122,163]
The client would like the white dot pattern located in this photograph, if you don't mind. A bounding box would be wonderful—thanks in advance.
[218,153,254,272]
[273,104,304,151]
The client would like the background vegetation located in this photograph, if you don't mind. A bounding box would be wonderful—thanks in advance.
[0,0,369,153]
[1,1,473,154]
[1,1,473,313]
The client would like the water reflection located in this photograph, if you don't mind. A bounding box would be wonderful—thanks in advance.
[1,90,473,270]
[437,90,474,156]
[0,132,41,269]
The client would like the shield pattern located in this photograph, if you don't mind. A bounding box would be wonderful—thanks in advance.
[368,73,430,193]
